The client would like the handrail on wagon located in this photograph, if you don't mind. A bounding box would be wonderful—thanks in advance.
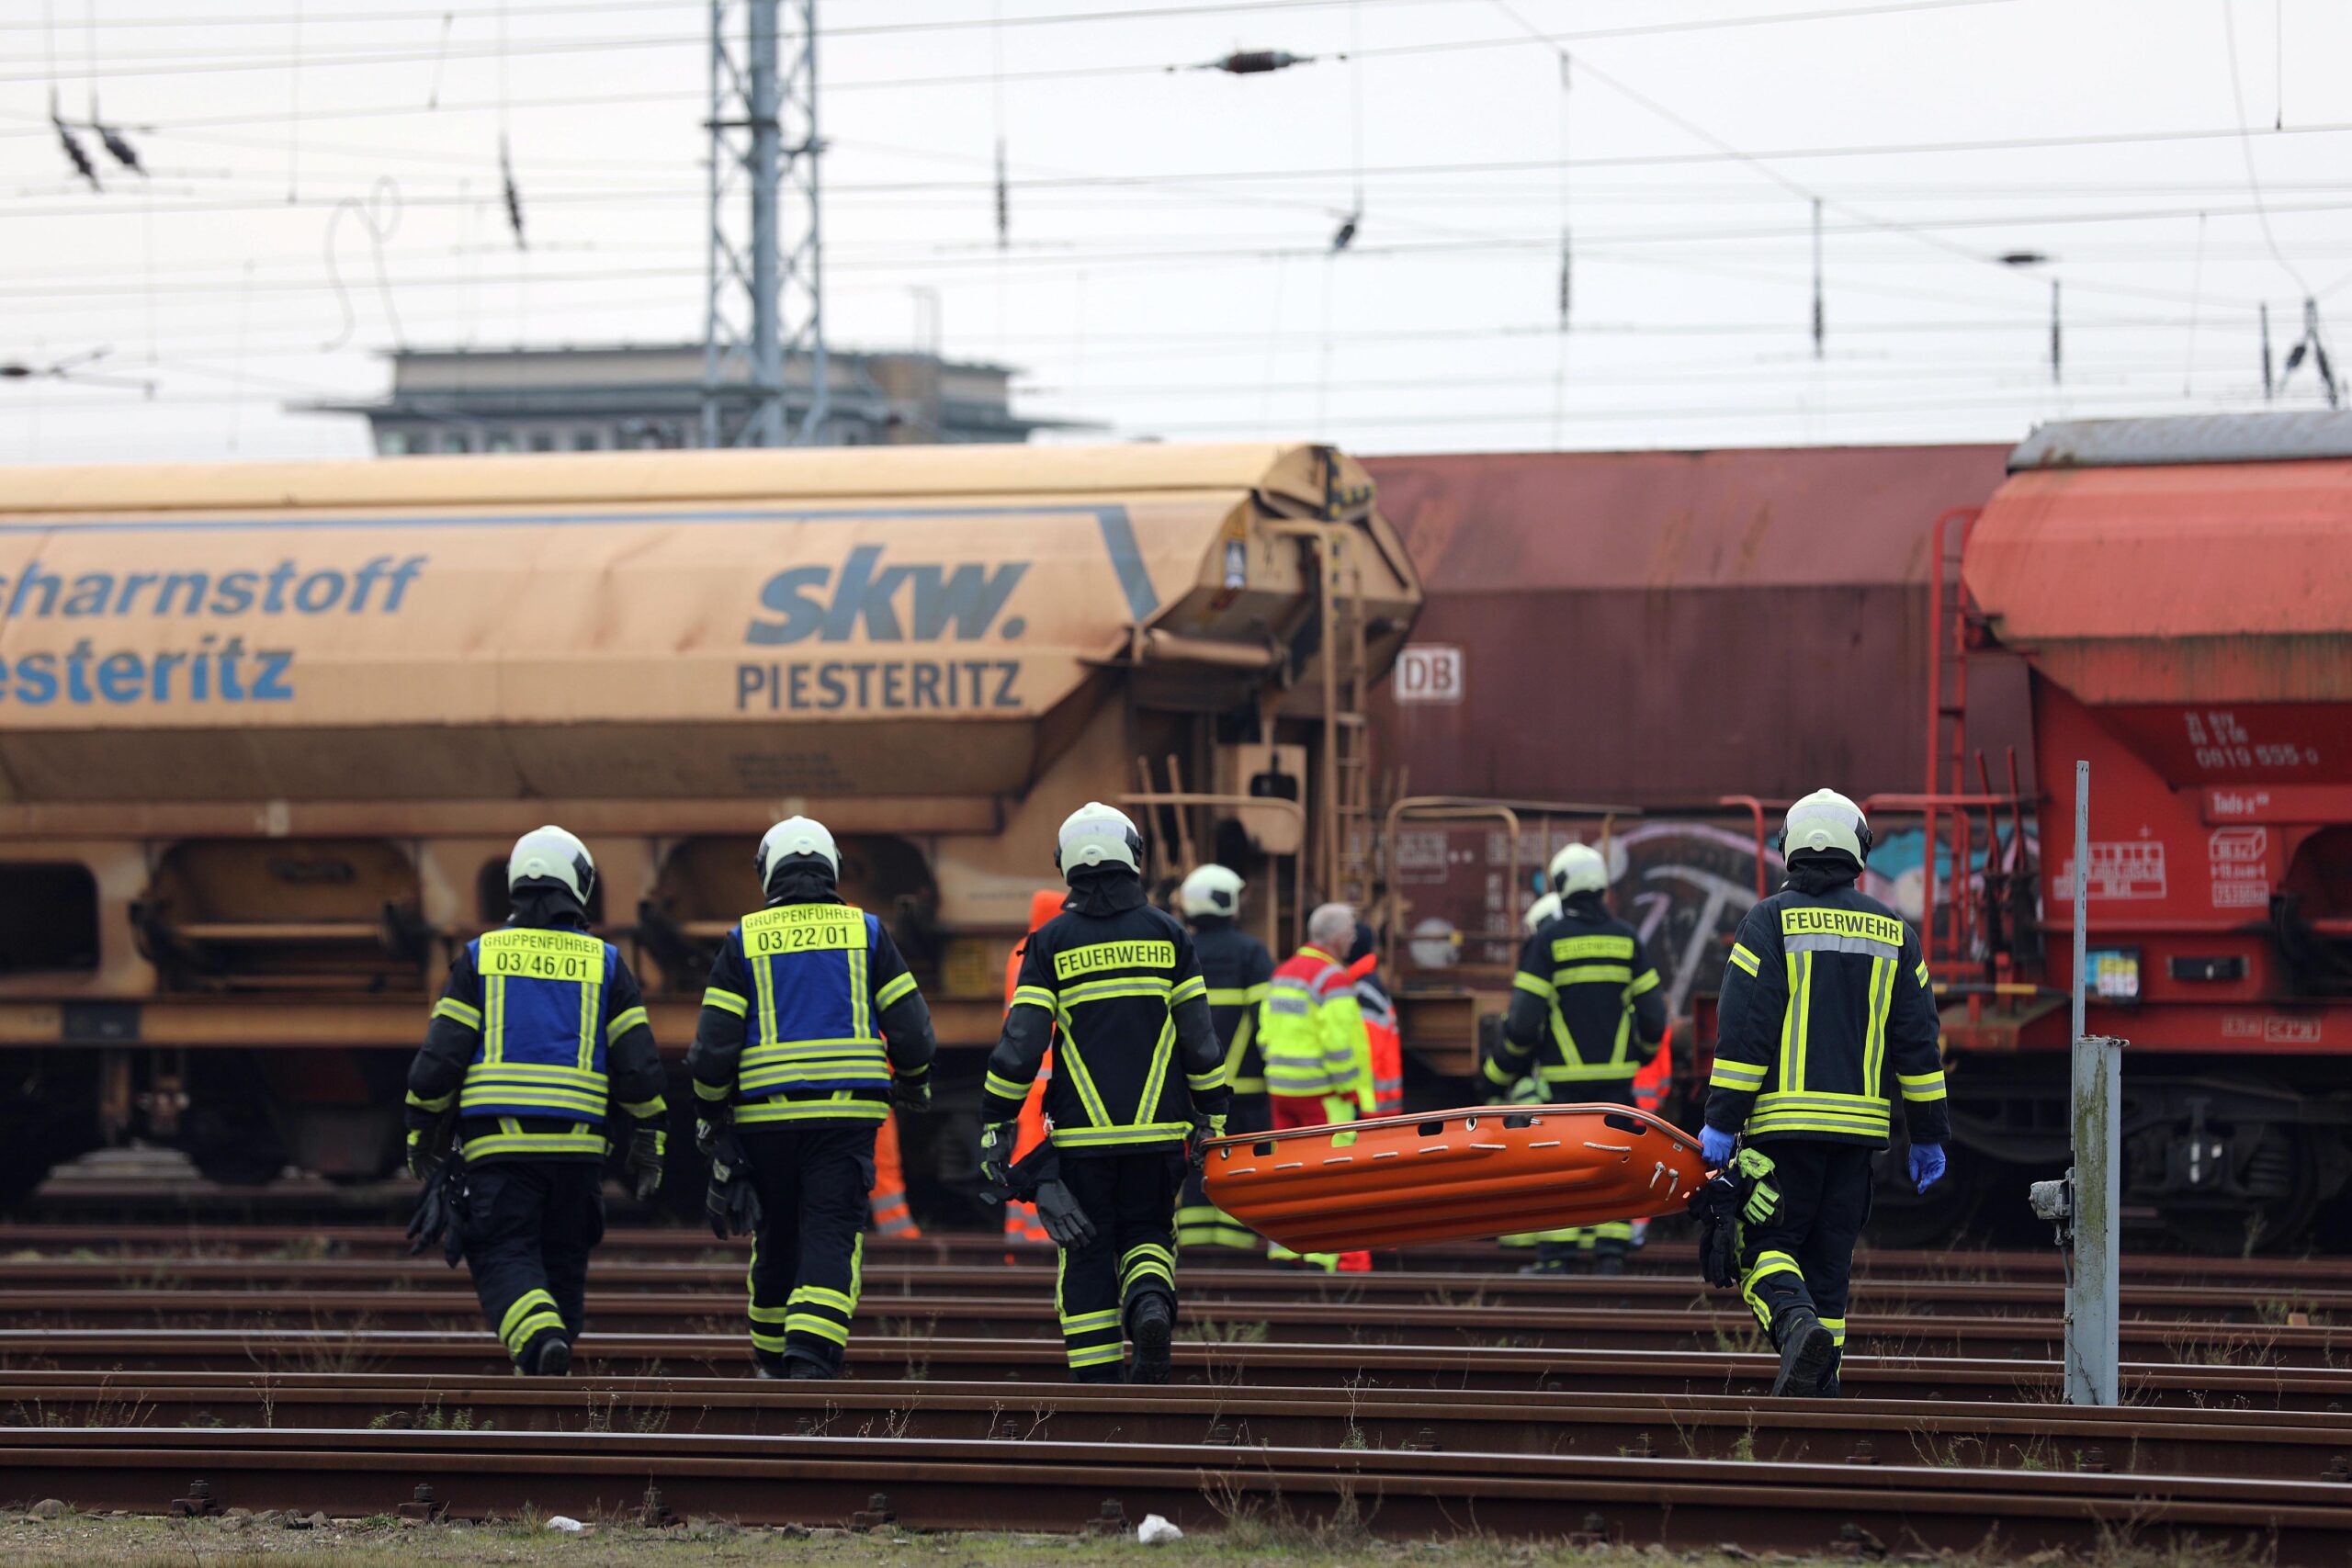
[1377,795,1641,976]
[1719,795,1772,899]
[1119,789,1307,953]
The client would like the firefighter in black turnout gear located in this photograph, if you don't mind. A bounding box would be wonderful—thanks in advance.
[980,803,1229,1382]
[1171,864,1274,1254]
[687,816,937,1379]
[1703,788,1951,1396]
[1487,841,1668,1274]
[404,826,669,1375]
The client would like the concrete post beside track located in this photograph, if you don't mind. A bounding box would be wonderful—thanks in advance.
[2066,759,2123,1406]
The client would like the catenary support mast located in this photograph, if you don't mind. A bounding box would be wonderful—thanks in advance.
[704,0,829,447]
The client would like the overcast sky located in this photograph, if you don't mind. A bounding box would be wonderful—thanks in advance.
[6,0,2351,464]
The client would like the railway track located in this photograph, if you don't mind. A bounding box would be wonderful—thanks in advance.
[0,1288,2338,1363]
[2,1230,2344,1555]
[6,1329,2348,1407]
[9,1223,2351,1287]
[5,1255,2344,1324]
[1,1371,2346,1481]
[1,1423,2344,1562]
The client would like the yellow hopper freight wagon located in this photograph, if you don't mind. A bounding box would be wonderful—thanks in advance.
[0,444,1419,1198]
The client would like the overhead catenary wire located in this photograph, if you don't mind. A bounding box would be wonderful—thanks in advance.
[2184,211,2208,393]
[2220,0,2310,293]
[283,0,301,201]
[3,0,2337,456]
[0,1,2030,91]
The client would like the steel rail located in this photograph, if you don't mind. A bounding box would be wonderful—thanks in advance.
[5,1331,2348,1409]
[7,1256,2345,1323]
[0,1371,2343,1482]
[6,1224,2349,1286]
[0,1290,2337,1364]
[0,1425,2344,1562]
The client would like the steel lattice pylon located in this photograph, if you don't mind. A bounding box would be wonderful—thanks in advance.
[703,0,828,447]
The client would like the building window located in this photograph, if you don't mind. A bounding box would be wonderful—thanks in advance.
[572,429,602,451]
[439,432,474,454]
[379,430,416,456]
[485,430,518,454]
[528,431,557,452]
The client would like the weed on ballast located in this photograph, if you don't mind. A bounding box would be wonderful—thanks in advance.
[1177,1319,1268,1344]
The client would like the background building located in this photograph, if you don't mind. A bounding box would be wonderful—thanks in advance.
[306,344,1069,455]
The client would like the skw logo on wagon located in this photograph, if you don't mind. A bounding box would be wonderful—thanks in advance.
[747,546,1028,646]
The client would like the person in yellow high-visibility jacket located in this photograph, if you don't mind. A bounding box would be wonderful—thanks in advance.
[1261,902,1373,1270]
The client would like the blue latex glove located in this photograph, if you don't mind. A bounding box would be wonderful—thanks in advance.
[1909,1142,1947,1193]
[1700,1125,1736,1168]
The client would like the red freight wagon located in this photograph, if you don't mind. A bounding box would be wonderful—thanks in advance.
[1363,445,2026,808]
[1926,414,2352,1251]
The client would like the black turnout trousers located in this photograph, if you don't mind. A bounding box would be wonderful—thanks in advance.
[741,1121,878,1374]
[458,1159,605,1365]
[1055,1148,1183,1382]
[1736,1139,1874,1391]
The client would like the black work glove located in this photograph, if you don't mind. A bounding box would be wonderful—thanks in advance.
[1187,1112,1227,1171]
[404,1163,449,1257]
[703,1121,761,1239]
[695,1100,733,1160]
[1032,1177,1097,1248]
[404,1112,452,1182]
[707,1171,762,1240]
[978,1119,1019,1188]
[890,1068,932,1114]
[626,1127,665,1203]
[406,1157,467,1269]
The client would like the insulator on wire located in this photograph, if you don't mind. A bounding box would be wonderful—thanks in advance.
[1200,50,1315,75]
[97,124,144,175]
[994,136,1009,251]
[1329,211,1359,254]
[500,134,526,250]
[50,93,100,191]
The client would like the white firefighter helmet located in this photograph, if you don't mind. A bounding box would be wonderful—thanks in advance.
[756,815,842,888]
[1780,788,1872,866]
[1521,891,1563,935]
[1179,863,1245,918]
[1055,801,1143,880]
[508,825,595,904]
[1548,841,1608,898]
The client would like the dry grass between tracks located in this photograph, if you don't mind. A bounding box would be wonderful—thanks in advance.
[0,1509,2278,1568]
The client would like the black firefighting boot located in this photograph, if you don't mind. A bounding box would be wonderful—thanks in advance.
[1770,1305,1837,1398]
[786,1351,839,1381]
[752,1349,790,1380]
[522,1334,571,1377]
[1126,1292,1174,1385]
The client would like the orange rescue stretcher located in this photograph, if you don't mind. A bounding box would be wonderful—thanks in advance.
[1202,1103,1706,1255]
